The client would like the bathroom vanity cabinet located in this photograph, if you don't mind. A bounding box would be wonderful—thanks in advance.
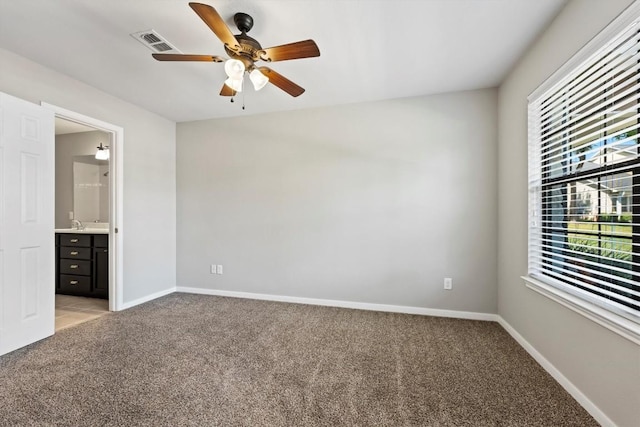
[56,233,108,299]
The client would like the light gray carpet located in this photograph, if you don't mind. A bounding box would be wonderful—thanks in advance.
[0,293,597,426]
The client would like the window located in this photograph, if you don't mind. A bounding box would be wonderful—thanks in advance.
[528,9,640,325]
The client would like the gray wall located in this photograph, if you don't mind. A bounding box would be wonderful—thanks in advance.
[55,130,109,228]
[0,47,177,304]
[497,0,639,426]
[177,89,498,313]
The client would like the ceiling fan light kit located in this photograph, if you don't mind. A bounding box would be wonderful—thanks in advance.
[224,59,245,78]
[249,69,269,91]
[152,2,320,102]
[224,76,243,92]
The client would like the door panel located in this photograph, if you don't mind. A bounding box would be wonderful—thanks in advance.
[21,153,39,223]
[21,247,40,318]
[0,92,54,356]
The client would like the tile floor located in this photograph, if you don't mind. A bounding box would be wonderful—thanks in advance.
[55,295,109,332]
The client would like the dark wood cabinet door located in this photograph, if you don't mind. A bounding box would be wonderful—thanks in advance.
[94,234,108,248]
[93,247,109,298]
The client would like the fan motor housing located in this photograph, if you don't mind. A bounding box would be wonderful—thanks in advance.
[225,30,263,67]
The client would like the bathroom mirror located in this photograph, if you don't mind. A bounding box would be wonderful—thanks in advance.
[73,155,109,223]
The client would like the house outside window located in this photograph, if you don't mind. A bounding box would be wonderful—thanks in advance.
[527,9,640,327]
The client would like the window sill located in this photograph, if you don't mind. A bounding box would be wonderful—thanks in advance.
[521,276,640,345]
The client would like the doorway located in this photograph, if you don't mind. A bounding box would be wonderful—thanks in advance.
[44,103,124,314]
[54,118,111,330]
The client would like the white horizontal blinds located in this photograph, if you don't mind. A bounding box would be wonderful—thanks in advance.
[528,18,640,320]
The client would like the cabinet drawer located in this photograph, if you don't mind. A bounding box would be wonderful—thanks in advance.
[59,259,91,276]
[59,234,91,247]
[59,275,91,294]
[59,246,92,260]
[94,234,108,248]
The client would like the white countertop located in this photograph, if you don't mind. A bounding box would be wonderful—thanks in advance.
[55,228,109,234]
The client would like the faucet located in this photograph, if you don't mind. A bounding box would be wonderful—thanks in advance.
[71,219,85,230]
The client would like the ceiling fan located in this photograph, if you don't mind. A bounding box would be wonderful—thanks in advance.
[152,2,320,98]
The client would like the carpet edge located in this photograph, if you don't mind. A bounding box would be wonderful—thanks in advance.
[497,316,615,427]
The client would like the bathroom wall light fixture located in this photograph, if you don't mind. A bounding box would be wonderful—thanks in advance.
[95,143,110,160]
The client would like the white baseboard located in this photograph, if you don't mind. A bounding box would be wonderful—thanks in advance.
[119,287,176,311]
[496,317,615,427]
[176,286,499,321]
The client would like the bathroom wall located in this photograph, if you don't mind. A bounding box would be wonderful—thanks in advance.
[99,164,109,221]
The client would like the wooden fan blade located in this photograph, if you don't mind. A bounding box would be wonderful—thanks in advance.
[152,53,224,62]
[259,39,320,62]
[189,2,240,51]
[258,67,305,97]
[220,83,236,97]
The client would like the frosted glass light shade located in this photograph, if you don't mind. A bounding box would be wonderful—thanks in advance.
[249,69,269,91]
[224,77,243,92]
[95,147,109,160]
[224,59,245,78]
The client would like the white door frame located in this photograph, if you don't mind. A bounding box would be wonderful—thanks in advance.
[42,103,124,311]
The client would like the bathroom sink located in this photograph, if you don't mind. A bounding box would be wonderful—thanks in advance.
[54,228,109,234]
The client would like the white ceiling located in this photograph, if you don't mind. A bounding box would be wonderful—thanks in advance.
[0,0,567,122]
[55,117,96,135]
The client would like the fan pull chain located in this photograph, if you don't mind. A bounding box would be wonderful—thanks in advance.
[227,77,246,109]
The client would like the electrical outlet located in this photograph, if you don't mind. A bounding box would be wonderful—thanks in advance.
[210,264,216,274]
[444,278,453,290]
[216,264,223,275]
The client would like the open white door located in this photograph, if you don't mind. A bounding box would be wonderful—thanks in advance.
[0,92,55,356]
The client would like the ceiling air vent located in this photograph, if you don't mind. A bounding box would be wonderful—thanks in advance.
[130,30,181,53]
